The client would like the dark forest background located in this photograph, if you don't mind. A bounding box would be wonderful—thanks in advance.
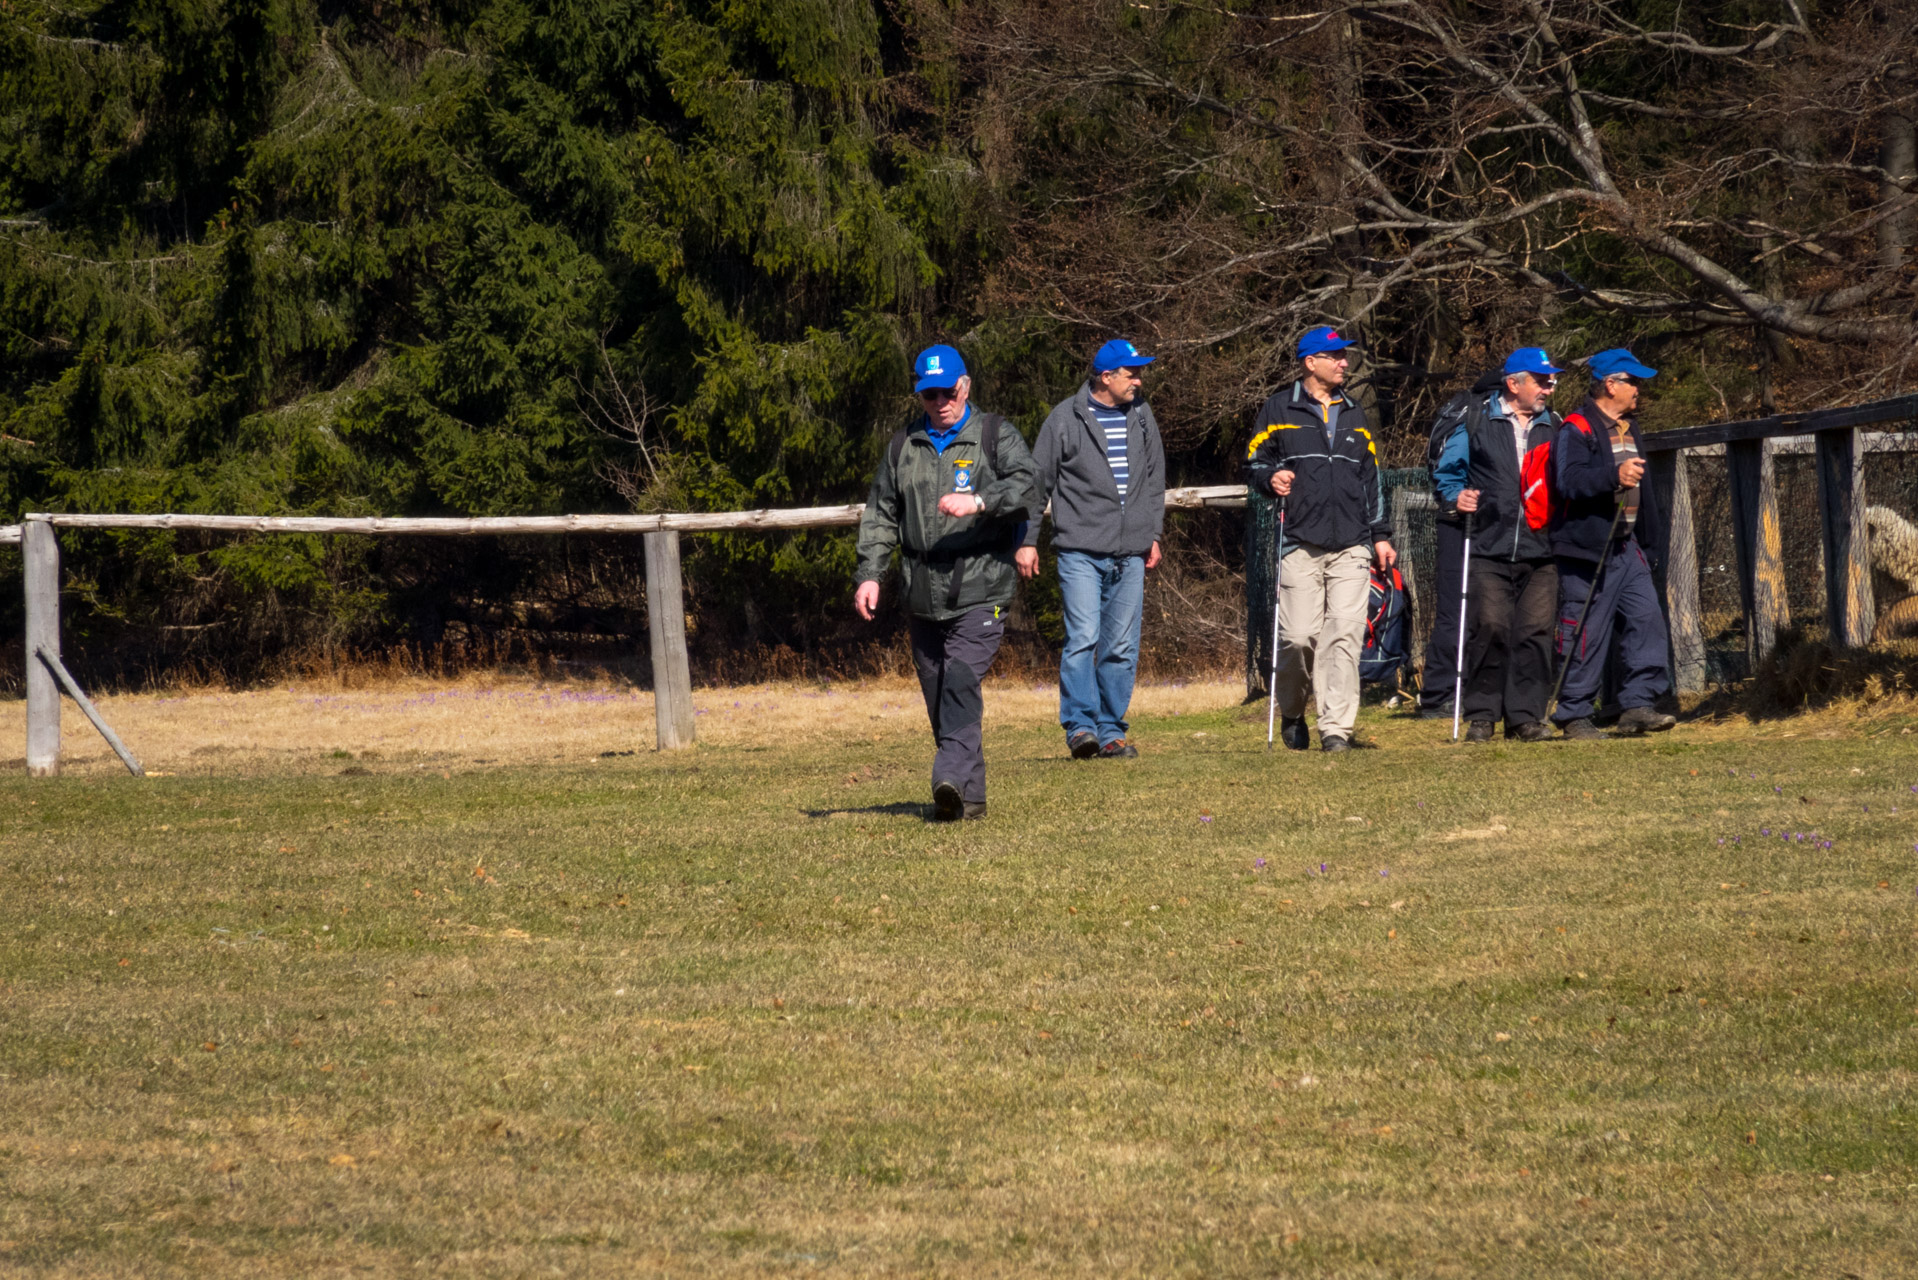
[2,0,1913,686]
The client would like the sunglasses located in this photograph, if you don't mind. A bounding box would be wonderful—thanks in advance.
[1606,374,1641,388]
[919,387,959,402]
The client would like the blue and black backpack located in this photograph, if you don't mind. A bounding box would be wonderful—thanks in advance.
[1359,564,1410,686]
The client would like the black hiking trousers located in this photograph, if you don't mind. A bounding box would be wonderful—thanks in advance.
[908,605,1006,804]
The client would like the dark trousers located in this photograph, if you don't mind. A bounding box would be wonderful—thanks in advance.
[1462,556,1557,727]
[1419,518,1466,709]
[908,606,1006,804]
[1553,540,1671,724]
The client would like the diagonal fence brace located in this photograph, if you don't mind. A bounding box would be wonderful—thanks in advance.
[35,646,144,777]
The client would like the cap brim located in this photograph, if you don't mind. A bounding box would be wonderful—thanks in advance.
[1620,360,1657,379]
[1096,355,1156,371]
[1302,341,1355,357]
[914,373,961,393]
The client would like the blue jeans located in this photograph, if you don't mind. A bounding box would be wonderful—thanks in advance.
[1056,550,1146,745]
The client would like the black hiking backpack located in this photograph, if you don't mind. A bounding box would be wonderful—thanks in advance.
[1424,371,1504,510]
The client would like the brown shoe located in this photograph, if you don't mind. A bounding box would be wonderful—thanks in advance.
[1615,706,1677,735]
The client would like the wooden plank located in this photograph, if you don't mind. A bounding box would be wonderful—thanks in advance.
[1644,450,1707,692]
[1726,438,1790,667]
[35,646,143,776]
[1815,427,1875,648]
[1641,393,1918,453]
[644,531,696,751]
[0,525,19,544]
[23,519,60,776]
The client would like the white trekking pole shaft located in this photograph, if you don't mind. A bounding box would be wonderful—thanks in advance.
[1451,511,1475,742]
[1265,500,1287,750]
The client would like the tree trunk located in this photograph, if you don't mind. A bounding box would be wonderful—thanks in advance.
[1879,107,1915,270]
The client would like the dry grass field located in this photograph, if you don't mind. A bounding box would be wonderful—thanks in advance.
[2,674,1916,1277]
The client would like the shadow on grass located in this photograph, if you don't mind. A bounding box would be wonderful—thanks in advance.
[801,802,931,820]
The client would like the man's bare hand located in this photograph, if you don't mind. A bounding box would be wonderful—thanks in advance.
[1456,487,1481,513]
[1144,540,1162,571]
[1270,469,1295,497]
[937,493,985,518]
[1617,457,1646,488]
[1014,546,1040,579]
[1375,540,1397,569]
[853,580,880,621]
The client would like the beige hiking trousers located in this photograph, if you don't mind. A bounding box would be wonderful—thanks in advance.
[1274,540,1373,740]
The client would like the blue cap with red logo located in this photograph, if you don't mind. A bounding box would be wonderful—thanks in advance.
[1092,338,1155,372]
[1503,346,1563,378]
[913,344,967,393]
[1297,326,1355,358]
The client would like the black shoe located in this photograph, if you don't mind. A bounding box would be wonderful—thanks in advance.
[932,781,963,822]
[962,801,987,820]
[1068,732,1100,760]
[1464,719,1494,743]
[1615,706,1677,735]
[1321,735,1351,753]
[1416,702,1456,720]
[1279,716,1309,751]
[1097,739,1139,759]
[1559,717,1604,741]
[1513,720,1553,742]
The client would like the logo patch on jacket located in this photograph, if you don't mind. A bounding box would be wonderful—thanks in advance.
[952,462,975,493]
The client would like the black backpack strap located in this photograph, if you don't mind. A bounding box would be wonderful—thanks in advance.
[976,413,1002,476]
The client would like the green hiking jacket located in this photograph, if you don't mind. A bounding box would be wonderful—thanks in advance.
[855,409,1038,621]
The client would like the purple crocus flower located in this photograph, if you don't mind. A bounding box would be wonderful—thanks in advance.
[1253,857,1266,868]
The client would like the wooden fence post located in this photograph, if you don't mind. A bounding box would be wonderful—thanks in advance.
[1726,438,1790,668]
[1814,427,1875,648]
[1644,450,1707,693]
[643,530,696,750]
[24,517,60,776]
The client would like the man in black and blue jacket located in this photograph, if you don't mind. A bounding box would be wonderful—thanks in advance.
[1431,347,1563,742]
[1244,326,1397,753]
[1549,348,1676,739]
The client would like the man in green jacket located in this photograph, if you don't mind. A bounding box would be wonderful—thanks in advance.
[855,345,1038,821]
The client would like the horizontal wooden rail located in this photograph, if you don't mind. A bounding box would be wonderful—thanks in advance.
[1641,394,1918,452]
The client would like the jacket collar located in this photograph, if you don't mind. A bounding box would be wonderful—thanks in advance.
[1486,390,1557,429]
[1289,380,1346,414]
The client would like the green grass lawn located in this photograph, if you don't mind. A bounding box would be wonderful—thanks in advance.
[3,695,1917,1276]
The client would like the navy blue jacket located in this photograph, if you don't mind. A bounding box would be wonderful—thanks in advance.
[1551,399,1664,567]
[1243,382,1390,552]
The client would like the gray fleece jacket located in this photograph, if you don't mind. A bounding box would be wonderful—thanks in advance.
[1021,385,1167,557]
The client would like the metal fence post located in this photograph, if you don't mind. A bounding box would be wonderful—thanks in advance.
[643,530,696,750]
[24,517,60,776]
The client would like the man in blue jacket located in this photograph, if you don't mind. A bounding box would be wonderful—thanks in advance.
[1549,349,1677,739]
[1431,347,1563,742]
[1244,326,1397,753]
[1016,339,1167,760]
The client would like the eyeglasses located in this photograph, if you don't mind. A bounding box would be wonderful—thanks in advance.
[919,388,958,402]
[1529,374,1558,387]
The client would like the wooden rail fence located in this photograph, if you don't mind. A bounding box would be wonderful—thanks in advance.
[9,393,1916,775]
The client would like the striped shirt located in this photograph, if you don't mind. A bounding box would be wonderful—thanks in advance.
[1088,394,1129,500]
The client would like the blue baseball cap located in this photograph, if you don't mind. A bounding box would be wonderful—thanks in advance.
[1503,346,1564,378]
[1297,326,1355,358]
[1092,338,1155,372]
[1589,348,1658,380]
[913,344,966,393]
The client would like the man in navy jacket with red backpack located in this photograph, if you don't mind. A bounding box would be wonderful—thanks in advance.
[1431,347,1563,742]
[1549,349,1677,739]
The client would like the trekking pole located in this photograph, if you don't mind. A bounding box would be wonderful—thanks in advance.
[1265,498,1287,751]
[1547,498,1627,717]
[1450,511,1475,743]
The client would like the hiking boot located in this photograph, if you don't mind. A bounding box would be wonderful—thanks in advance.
[1615,706,1677,735]
[1321,735,1351,754]
[1512,720,1553,743]
[1098,739,1139,759]
[1559,717,1605,741]
[1464,719,1494,743]
[1416,701,1456,720]
[1068,731,1100,760]
[962,801,988,820]
[1280,716,1310,751]
[931,780,964,822]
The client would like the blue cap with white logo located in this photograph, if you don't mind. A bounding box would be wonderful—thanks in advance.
[1297,326,1355,358]
[913,344,966,394]
[1503,346,1563,378]
[1092,338,1155,372]
[1589,348,1658,380]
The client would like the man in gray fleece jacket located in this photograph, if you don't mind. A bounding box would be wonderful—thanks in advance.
[1015,339,1167,759]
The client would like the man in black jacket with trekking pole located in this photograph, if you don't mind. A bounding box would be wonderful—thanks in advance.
[1549,349,1677,739]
